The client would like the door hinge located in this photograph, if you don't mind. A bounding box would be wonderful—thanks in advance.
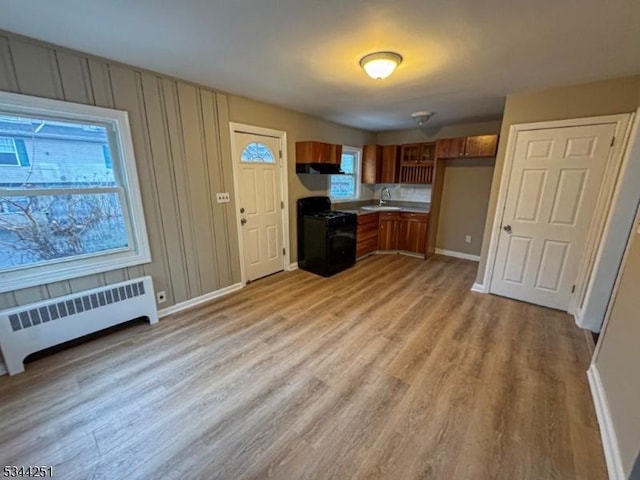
[610,136,615,147]
[571,285,576,294]
[281,201,284,209]
[282,248,286,255]
[279,150,282,159]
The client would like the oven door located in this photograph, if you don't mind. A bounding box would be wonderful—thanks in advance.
[326,225,356,275]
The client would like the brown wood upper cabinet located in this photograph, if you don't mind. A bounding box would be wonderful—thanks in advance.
[296,141,343,165]
[361,144,400,184]
[362,144,382,184]
[400,143,435,164]
[381,145,400,183]
[435,135,498,159]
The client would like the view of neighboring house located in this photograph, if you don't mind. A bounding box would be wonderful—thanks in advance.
[0,116,127,270]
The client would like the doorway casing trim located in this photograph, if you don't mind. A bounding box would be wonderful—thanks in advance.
[479,114,633,317]
[228,122,290,286]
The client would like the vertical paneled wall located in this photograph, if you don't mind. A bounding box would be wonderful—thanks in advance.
[0,33,241,314]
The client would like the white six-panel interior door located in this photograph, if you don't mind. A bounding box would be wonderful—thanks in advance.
[232,131,284,282]
[490,122,617,310]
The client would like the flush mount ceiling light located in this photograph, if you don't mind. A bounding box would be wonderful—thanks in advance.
[411,111,435,125]
[359,51,403,80]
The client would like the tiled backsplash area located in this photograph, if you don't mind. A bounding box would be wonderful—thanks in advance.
[373,184,432,203]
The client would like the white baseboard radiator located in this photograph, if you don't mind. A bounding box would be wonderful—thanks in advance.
[0,276,158,375]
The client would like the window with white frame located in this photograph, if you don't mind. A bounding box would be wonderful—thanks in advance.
[329,146,361,201]
[0,92,150,292]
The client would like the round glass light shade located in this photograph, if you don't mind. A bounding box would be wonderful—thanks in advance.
[360,52,403,80]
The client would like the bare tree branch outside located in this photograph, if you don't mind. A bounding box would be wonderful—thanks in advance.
[0,115,129,271]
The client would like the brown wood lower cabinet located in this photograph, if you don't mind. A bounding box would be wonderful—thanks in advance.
[378,215,399,250]
[357,211,430,258]
[398,212,429,254]
[378,211,430,255]
[356,212,379,258]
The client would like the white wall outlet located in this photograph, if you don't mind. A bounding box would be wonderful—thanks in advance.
[216,192,230,203]
[156,291,167,304]
[465,235,472,244]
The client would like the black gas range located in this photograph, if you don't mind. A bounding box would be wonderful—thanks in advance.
[297,196,357,277]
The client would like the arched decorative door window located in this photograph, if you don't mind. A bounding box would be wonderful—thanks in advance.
[240,142,276,163]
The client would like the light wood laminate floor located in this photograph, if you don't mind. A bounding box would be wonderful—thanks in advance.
[0,255,606,479]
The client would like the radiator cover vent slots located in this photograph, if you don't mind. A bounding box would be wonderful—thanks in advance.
[0,276,158,375]
[8,281,146,332]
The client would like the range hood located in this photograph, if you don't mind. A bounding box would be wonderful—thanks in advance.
[295,163,345,175]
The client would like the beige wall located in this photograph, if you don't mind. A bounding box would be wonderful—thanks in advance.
[438,158,495,255]
[0,34,372,333]
[227,95,375,261]
[593,211,640,478]
[377,120,501,256]
[0,32,241,315]
[477,76,640,284]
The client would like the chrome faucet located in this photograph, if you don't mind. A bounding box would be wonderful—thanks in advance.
[379,187,391,206]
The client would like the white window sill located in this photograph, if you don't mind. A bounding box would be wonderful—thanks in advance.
[0,251,151,293]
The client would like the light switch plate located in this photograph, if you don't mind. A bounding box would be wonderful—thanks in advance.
[216,192,230,203]
[465,235,472,243]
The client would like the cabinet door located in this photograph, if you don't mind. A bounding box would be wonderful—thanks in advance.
[397,221,426,253]
[327,144,343,165]
[398,213,430,253]
[435,137,466,158]
[362,145,381,184]
[419,142,436,163]
[379,219,398,250]
[295,141,343,164]
[400,144,420,163]
[381,145,400,183]
[464,135,498,158]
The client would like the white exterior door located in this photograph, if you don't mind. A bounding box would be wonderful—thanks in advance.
[233,131,284,282]
[490,123,617,310]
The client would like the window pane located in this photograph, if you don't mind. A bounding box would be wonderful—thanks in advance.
[341,153,355,174]
[0,192,129,270]
[241,142,275,163]
[0,136,18,166]
[330,175,355,198]
[0,114,116,189]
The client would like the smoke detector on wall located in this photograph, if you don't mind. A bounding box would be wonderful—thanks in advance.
[411,111,434,125]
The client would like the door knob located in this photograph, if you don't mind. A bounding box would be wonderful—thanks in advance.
[241,218,247,225]
[503,225,512,233]
[240,207,245,213]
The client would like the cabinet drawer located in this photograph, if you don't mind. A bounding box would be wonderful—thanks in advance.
[357,222,378,234]
[357,212,379,225]
[379,212,400,221]
[357,228,378,242]
[400,212,429,222]
[356,237,378,257]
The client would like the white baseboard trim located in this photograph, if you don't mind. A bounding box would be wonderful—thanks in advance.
[158,283,244,318]
[435,248,481,262]
[471,282,488,293]
[287,262,298,271]
[587,365,625,480]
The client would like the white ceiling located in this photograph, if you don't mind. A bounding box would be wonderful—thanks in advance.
[0,0,638,131]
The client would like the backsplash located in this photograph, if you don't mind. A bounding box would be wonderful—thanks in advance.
[374,184,432,203]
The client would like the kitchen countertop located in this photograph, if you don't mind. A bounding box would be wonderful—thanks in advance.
[336,202,431,215]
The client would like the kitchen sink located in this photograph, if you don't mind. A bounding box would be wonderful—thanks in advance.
[361,205,402,211]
